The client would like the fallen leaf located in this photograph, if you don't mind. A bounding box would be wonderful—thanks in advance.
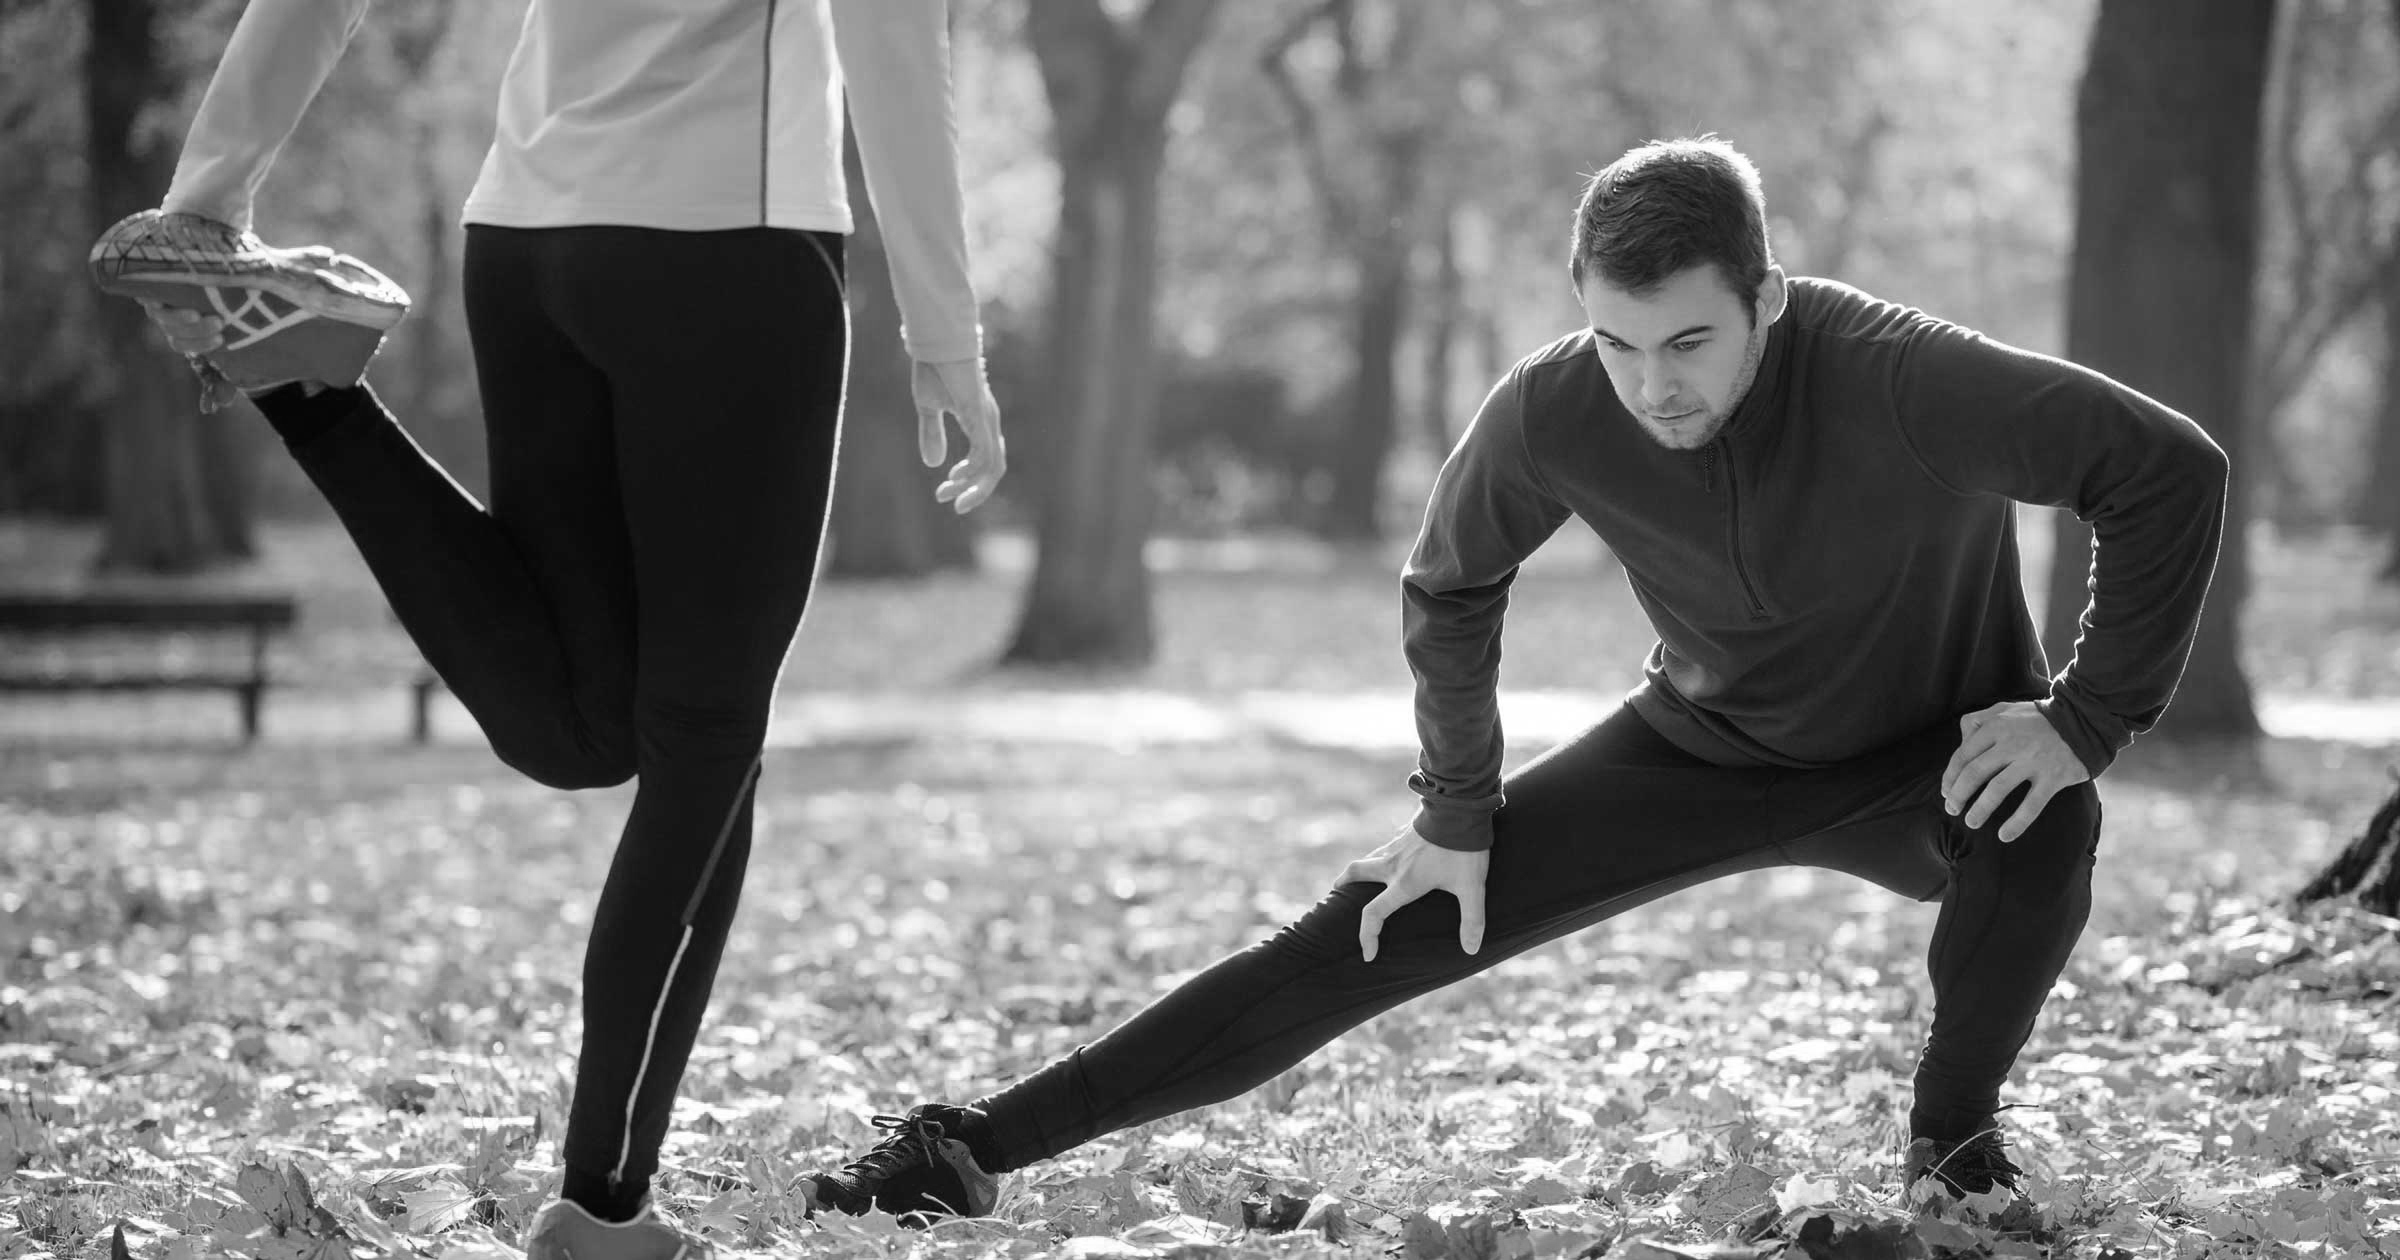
[1296,1193,1348,1241]
[1773,1173,1838,1216]
[404,1180,477,1235]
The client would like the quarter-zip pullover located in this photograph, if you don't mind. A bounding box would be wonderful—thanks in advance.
[1402,277,2228,852]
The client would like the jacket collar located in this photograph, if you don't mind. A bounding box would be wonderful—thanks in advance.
[1719,311,1795,442]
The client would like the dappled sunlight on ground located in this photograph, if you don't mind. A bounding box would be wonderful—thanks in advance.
[3,518,2397,1255]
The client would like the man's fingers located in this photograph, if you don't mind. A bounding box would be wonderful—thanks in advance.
[1945,739,2017,813]
[1942,727,2000,799]
[1456,885,1485,955]
[1962,765,2031,831]
[1358,889,1405,963]
[1996,778,2061,843]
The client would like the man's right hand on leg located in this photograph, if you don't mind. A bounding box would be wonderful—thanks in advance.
[1338,825,1489,963]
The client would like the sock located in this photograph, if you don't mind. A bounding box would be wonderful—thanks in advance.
[1908,1102,1995,1145]
[949,1107,1004,1172]
[561,1167,649,1223]
[248,381,368,450]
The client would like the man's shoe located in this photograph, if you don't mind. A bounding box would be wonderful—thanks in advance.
[89,209,410,396]
[799,1104,1000,1223]
[1903,1131,2023,1198]
[520,1198,712,1260]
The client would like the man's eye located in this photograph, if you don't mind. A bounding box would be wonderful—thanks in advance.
[1675,340,1705,353]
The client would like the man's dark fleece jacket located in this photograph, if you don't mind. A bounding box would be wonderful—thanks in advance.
[1403,276,2229,852]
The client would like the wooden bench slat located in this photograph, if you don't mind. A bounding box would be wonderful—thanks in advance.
[0,593,298,630]
[0,590,298,741]
[0,675,266,691]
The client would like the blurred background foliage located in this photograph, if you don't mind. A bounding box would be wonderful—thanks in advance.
[0,0,2395,682]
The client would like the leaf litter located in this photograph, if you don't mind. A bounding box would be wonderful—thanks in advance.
[0,733,2394,1258]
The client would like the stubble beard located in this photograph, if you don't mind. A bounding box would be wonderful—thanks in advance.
[1632,316,1769,452]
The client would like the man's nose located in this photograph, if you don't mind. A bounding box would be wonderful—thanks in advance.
[1640,360,1680,409]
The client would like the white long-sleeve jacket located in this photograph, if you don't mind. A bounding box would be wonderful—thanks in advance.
[162,0,981,363]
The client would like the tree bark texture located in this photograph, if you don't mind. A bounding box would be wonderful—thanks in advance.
[2046,0,2272,737]
[2296,775,2400,917]
[2374,260,2400,582]
[1004,0,1219,665]
[1262,0,1429,541]
[86,0,253,574]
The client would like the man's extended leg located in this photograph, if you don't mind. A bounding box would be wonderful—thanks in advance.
[804,707,1968,1218]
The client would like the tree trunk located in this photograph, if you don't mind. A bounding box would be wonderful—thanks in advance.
[407,115,454,466]
[2373,261,2400,583]
[828,127,977,579]
[1419,201,1460,455]
[1321,242,1408,539]
[2046,0,2270,737]
[1004,1,1218,665]
[2296,776,2400,917]
[1261,0,1430,543]
[86,0,251,574]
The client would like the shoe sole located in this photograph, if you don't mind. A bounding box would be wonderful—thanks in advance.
[89,211,409,388]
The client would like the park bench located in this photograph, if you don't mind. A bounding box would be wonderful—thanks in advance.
[0,590,299,741]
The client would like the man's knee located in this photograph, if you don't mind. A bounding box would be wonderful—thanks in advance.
[1968,780,2098,893]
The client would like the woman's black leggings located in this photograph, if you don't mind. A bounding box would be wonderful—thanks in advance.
[254,224,848,1210]
[977,704,2101,1167]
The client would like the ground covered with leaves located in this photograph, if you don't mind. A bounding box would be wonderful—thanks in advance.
[3,522,2398,1258]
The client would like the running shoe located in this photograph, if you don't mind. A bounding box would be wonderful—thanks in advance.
[1903,1130,2023,1198]
[88,209,410,399]
[798,1104,1000,1223]
[520,1197,712,1260]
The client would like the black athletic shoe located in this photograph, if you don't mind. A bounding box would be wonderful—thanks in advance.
[1903,1131,2024,1198]
[799,1105,999,1223]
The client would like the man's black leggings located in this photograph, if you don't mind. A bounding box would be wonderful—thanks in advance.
[253,224,848,1213]
[975,704,2100,1167]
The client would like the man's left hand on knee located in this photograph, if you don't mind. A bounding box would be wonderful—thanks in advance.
[1941,701,2092,842]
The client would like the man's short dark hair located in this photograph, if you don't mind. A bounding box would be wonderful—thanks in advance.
[1570,136,1774,308]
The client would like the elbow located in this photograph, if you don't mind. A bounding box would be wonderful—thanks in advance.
[2190,430,2231,507]
[2159,416,2230,508]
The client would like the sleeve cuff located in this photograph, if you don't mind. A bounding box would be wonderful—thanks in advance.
[1409,797,1498,852]
[2036,693,2116,778]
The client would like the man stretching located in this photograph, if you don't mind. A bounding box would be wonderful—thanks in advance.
[800,135,2227,1218]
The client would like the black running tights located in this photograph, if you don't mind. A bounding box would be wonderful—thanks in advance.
[253,224,847,1214]
[976,704,2100,1168]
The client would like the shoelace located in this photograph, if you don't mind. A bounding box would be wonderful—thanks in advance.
[1923,1131,2022,1188]
[843,1113,946,1182]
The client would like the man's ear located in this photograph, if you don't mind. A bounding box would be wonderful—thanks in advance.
[1755,266,1789,327]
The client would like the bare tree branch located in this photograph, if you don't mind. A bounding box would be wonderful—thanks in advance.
[1025,0,1121,157]
[1128,0,1221,124]
[1260,0,1357,239]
